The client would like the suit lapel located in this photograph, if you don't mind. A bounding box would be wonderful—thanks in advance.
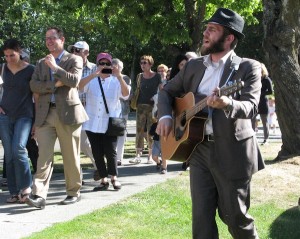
[59,51,70,66]
[219,53,234,87]
[190,59,206,93]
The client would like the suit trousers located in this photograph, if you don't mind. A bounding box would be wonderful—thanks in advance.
[189,141,258,239]
[33,108,82,199]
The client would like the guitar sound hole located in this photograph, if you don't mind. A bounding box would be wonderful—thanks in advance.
[180,114,186,126]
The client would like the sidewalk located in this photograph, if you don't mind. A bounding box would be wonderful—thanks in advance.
[0,159,183,239]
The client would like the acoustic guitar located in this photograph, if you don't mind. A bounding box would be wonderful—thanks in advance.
[161,80,244,161]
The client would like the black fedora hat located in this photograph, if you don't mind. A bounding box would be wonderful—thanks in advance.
[204,8,245,39]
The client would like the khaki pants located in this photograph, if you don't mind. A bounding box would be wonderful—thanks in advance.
[32,108,82,199]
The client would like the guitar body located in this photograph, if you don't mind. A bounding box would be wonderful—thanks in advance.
[161,92,207,161]
[161,81,243,162]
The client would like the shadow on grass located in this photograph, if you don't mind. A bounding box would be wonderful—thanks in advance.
[269,206,300,239]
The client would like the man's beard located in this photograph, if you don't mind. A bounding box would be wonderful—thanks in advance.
[200,34,227,55]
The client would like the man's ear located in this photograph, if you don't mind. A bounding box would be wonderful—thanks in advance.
[227,34,235,43]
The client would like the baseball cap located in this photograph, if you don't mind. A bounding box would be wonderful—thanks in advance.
[67,41,89,52]
[96,52,112,63]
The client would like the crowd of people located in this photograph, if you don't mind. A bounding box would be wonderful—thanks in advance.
[0,7,280,238]
[0,25,198,209]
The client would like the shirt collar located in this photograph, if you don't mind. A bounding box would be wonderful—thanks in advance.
[56,50,65,61]
[203,50,233,68]
[85,60,94,69]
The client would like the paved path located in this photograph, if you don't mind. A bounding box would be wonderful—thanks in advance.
[0,113,282,239]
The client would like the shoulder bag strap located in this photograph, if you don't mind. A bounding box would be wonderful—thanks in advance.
[97,77,109,114]
[221,56,242,87]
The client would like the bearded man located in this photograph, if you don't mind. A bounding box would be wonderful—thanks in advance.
[157,8,264,239]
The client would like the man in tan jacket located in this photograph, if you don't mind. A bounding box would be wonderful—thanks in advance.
[26,26,88,209]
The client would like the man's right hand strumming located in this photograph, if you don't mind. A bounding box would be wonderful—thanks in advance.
[156,117,172,140]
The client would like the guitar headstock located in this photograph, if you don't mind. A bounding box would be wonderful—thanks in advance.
[219,80,244,96]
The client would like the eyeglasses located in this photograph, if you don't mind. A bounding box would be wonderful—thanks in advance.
[71,48,82,53]
[45,36,59,41]
[98,62,111,66]
[140,61,148,65]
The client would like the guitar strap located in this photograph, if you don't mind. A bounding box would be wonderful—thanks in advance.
[221,55,242,87]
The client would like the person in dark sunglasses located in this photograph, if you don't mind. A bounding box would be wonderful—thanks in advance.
[79,52,130,191]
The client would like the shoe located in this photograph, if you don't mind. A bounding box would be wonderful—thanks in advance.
[129,157,141,164]
[93,182,109,191]
[6,195,19,203]
[261,140,268,145]
[146,159,154,164]
[156,160,162,170]
[117,160,122,166]
[60,195,81,205]
[93,170,100,181]
[18,188,32,203]
[25,195,46,209]
[111,179,122,190]
[1,180,7,187]
[161,168,167,174]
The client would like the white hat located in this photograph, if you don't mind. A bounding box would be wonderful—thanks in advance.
[67,41,89,52]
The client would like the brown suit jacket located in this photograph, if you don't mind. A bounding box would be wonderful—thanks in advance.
[30,51,89,126]
[158,52,265,179]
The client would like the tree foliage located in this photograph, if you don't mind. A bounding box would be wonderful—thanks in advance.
[1,0,262,78]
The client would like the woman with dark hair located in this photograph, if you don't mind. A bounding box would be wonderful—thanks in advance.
[169,54,188,80]
[0,39,34,203]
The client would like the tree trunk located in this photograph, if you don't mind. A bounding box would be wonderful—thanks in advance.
[184,0,206,52]
[263,0,300,159]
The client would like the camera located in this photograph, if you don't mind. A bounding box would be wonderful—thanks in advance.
[101,68,112,74]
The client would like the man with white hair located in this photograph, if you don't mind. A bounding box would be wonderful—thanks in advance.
[67,41,99,180]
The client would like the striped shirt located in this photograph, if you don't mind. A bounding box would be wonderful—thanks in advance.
[79,60,97,106]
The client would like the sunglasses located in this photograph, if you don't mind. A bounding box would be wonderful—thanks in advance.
[140,61,148,65]
[98,62,111,66]
[71,48,82,53]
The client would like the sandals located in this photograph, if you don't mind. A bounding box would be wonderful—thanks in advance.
[111,179,122,190]
[6,195,19,203]
[93,182,109,191]
[156,160,162,170]
[18,192,31,204]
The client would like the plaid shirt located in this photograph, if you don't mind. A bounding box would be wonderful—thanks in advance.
[80,60,97,106]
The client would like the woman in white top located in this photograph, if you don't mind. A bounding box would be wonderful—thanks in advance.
[79,52,130,190]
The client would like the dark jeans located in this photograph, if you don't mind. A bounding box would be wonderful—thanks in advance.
[86,131,118,179]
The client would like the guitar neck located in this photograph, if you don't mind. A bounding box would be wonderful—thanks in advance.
[181,80,243,122]
[185,97,208,121]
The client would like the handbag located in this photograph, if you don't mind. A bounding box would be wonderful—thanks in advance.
[130,73,142,110]
[97,77,126,136]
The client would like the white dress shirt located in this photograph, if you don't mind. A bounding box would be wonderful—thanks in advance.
[82,75,129,134]
[198,50,232,135]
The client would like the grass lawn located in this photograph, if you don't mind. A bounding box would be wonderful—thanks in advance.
[23,141,300,239]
